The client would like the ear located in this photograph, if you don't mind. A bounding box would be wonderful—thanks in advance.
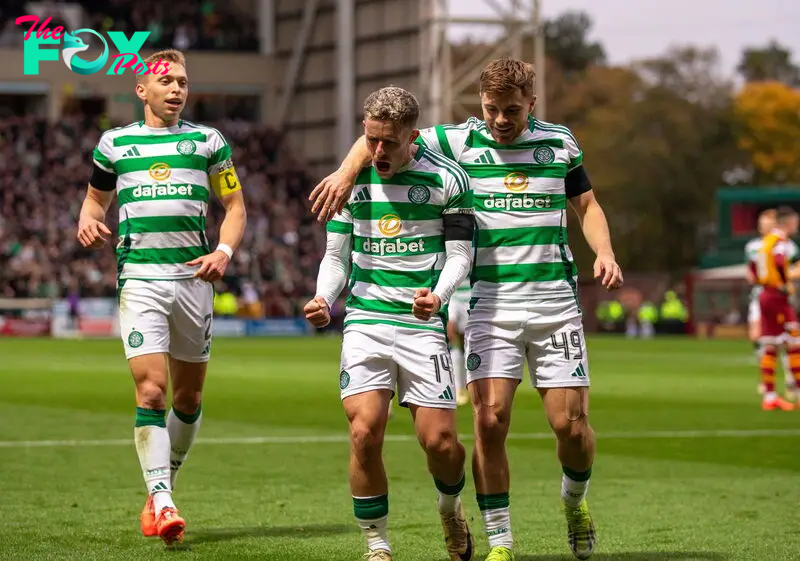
[529,95,538,115]
[409,128,420,143]
[134,80,147,103]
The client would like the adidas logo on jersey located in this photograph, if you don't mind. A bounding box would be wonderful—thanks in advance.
[131,184,194,199]
[571,363,587,378]
[353,186,371,202]
[473,151,495,164]
[122,146,141,158]
[438,386,454,400]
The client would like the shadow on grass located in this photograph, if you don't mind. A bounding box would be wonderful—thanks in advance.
[185,523,354,545]
[517,552,727,561]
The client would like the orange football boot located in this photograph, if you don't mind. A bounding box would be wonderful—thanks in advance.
[156,506,186,545]
[762,396,795,411]
[140,495,158,537]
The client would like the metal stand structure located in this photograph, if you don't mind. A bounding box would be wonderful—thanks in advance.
[258,0,545,166]
[421,0,545,125]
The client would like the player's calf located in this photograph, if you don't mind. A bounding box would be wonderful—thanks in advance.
[541,387,597,559]
[759,344,794,409]
[787,343,800,385]
[471,381,515,490]
[470,378,516,554]
[411,406,474,560]
[543,388,595,501]
[130,354,182,537]
[168,359,207,489]
[415,417,465,487]
[344,391,393,556]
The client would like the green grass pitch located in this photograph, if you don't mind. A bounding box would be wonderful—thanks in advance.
[0,336,797,560]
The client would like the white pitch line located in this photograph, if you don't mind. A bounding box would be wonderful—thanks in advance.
[0,428,798,449]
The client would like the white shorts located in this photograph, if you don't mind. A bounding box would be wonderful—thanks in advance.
[464,302,590,388]
[119,278,214,362]
[339,323,456,409]
[748,298,760,323]
[449,300,469,335]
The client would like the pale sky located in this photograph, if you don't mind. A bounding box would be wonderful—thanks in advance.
[450,0,797,78]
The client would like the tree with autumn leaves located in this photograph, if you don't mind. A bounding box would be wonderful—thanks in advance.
[734,81,800,184]
[452,13,799,273]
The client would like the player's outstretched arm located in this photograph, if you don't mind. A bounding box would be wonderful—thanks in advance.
[567,168,623,290]
[305,229,353,328]
[309,136,371,222]
[413,213,476,321]
[77,185,115,249]
[188,190,246,283]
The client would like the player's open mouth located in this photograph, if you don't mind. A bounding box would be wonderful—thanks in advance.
[375,161,391,172]
[165,99,182,109]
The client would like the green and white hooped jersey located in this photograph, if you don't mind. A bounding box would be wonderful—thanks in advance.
[418,116,582,306]
[745,236,799,300]
[326,145,472,332]
[93,120,241,281]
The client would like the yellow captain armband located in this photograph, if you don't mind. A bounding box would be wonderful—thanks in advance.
[210,164,242,198]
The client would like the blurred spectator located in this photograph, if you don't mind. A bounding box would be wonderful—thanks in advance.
[0,115,327,318]
[0,0,258,52]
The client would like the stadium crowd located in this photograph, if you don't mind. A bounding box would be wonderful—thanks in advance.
[0,115,326,318]
[0,0,258,51]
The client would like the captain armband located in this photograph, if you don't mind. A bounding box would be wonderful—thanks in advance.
[209,159,242,198]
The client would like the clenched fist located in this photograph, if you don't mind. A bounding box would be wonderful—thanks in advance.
[304,296,331,328]
[412,288,441,321]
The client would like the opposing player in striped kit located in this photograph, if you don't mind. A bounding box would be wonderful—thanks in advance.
[746,209,800,400]
[76,49,247,545]
[310,59,622,561]
[304,87,476,561]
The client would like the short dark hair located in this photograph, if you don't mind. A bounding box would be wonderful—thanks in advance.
[776,205,798,222]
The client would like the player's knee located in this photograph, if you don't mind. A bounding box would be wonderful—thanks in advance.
[349,419,384,459]
[136,377,167,410]
[473,402,511,441]
[419,426,458,460]
[171,388,201,415]
[552,415,591,444]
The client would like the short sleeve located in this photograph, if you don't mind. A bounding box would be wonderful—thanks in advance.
[563,129,584,170]
[207,129,241,198]
[415,121,473,162]
[442,164,473,214]
[92,133,115,173]
[326,205,354,235]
